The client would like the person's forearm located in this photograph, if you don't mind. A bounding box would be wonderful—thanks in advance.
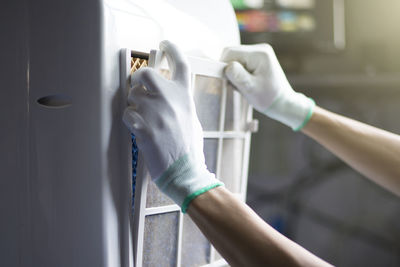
[302,106,400,196]
[187,186,333,267]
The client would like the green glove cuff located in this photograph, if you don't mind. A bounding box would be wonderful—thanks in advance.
[155,152,224,213]
[181,183,223,213]
[263,90,316,131]
[293,98,315,131]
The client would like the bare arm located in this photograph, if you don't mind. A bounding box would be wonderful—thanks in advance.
[222,44,400,196]
[187,186,333,267]
[185,105,400,266]
[302,106,400,196]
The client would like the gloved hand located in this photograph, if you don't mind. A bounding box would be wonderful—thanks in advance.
[123,40,223,212]
[221,44,315,131]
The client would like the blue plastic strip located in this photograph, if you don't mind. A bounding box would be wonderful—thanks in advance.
[131,134,139,214]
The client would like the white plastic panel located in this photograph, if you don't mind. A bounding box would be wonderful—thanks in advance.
[105,0,239,60]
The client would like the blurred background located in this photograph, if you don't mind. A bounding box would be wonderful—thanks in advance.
[234,0,400,266]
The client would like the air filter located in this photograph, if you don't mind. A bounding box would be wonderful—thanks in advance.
[131,57,148,74]
[130,53,148,214]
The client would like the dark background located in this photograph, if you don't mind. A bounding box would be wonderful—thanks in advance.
[245,0,400,266]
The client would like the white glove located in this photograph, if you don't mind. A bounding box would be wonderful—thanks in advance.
[123,40,223,212]
[221,44,315,131]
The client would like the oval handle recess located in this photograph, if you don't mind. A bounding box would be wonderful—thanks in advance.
[37,94,72,108]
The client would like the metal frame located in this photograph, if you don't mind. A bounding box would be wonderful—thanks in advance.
[121,48,256,267]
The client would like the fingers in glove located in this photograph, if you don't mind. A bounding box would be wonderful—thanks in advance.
[224,61,255,96]
[123,107,147,135]
[159,40,190,87]
[127,84,146,107]
[131,67,165,94]
[221,44,275,73]
[221,46,249,68]
[127,83,160,108]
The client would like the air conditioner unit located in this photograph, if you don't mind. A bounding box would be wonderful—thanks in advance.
[0,1,256,266]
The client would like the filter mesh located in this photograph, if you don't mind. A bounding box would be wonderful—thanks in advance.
[131,57,148,74]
